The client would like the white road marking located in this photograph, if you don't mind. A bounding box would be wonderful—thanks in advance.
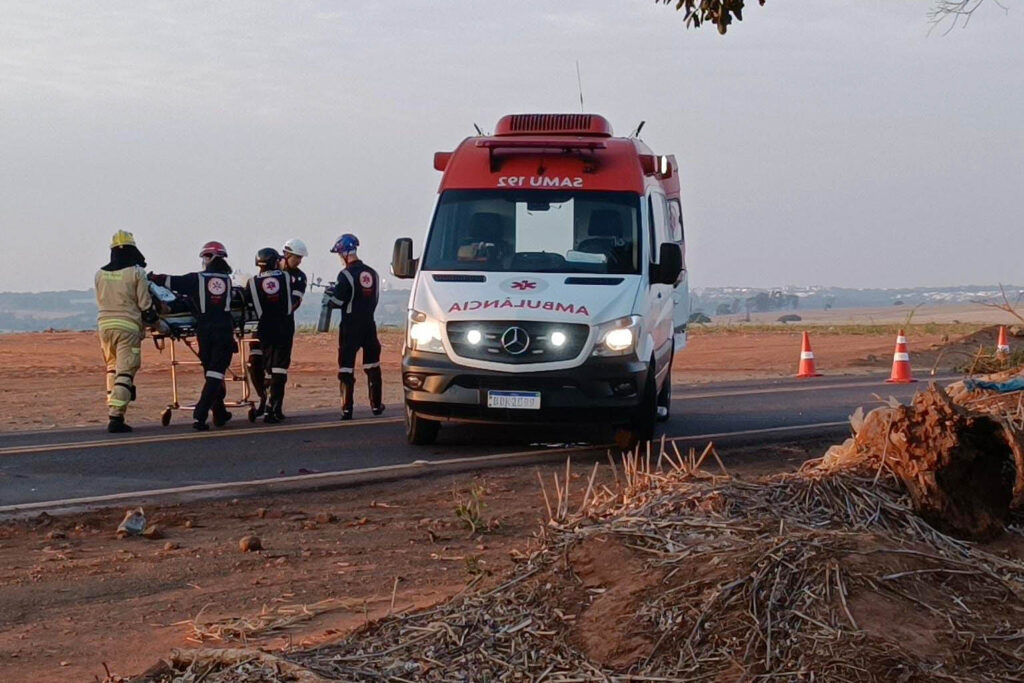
[0,417,404,456]
[0,421,849,514]
[671,375,957,401]
[0,375,927,457]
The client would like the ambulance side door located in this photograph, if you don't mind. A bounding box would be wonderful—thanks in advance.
[668,198,689,350]
[646,191,674,367]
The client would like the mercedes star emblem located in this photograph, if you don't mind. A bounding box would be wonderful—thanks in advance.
[500,326,530,355]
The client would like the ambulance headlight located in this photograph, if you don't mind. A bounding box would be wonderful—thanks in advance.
[593,316,642,357]
[466,329,483,345]
[550,331,567,348]
[604,328,633,351]
[408,311,444,354]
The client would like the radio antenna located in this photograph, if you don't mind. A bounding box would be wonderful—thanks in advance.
[473,123,483,135]
[575,60,585,113]
[631,120,646,137]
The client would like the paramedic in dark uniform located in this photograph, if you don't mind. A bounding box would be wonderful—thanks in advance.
[150,241,235,431]
[269,238,308,420]
[281,238,309,310]
[244,247,295,423]
[328,233,384,420]
[243,248,277,418]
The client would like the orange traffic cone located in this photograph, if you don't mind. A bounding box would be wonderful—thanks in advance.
[997,326,1010,358]
[885,328,916,384]
[796,331,822,378]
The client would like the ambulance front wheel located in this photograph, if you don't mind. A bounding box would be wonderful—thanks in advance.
[619,361,658,450]
[160,408,172,426]
[406,405,440,445]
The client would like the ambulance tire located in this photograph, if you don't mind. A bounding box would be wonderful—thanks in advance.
[623,361,658,448]
[656,354,672,423]
[406,404,440,445]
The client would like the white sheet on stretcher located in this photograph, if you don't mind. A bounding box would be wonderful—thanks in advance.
[148,282,255,337]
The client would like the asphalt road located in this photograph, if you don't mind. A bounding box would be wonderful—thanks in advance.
[0,373,958,510]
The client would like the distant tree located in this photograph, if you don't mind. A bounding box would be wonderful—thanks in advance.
[656,0,766,35]
[929,0,1010,33]
[656,0,1012,35]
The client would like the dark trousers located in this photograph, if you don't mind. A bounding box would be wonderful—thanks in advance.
[337,318,382,413]
[249,319,295,415]
[247,341,266,404]
[262,334,294,416]
[195,323,234,424]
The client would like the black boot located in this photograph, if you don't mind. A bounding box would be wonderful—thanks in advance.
[340,374,355,421]
[213,410,232,427]
[367,366,385,416]
[269,374,287,421]
[248,355,266,416]
[194,377,221,427]
[107,416,132,433]
[192,420,210,431]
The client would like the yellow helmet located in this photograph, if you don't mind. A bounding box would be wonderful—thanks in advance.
[110,230,136,249]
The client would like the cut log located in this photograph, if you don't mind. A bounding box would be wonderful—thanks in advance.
[809,383,1023,540]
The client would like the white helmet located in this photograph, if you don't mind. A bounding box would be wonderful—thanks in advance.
[282,238,308,257]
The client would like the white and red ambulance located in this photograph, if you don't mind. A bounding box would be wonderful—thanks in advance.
[392,114,688,445]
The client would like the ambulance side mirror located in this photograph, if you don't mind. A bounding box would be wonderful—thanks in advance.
[392,238,418,279]
[652,243,683,285]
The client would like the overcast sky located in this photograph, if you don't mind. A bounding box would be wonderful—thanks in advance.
[1,1,1022,293]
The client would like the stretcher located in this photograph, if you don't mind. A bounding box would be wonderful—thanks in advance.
[149,284,260,425]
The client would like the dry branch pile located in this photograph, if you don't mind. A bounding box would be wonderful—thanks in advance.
[179,598,365,646]
[137,383,1024,682]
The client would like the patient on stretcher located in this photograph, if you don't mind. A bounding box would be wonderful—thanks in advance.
[148,282,252,337]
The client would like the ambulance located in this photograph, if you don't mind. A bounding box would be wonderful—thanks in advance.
[391,114,688,446]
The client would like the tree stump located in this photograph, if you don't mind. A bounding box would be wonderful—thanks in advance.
[882,384,1022,539]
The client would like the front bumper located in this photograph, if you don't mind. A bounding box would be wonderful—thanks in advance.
[402,350,650,425]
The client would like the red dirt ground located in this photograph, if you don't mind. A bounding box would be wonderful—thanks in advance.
[0,442,821,682]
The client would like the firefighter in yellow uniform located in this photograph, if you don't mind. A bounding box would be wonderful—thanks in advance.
[95,231,157,433]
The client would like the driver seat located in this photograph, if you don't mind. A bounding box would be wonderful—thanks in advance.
[577,210,628,270]
[457,212,509,266]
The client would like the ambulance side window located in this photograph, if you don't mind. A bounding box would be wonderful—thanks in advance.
[649,193,669,261]
[669,199,684,243]
[647,196,657,263]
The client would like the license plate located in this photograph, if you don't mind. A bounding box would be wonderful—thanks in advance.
[487,390,541,410]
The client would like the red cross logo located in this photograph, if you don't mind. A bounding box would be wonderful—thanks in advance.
[511,280,536,291]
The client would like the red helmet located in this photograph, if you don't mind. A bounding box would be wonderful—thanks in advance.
[199,241,228,258]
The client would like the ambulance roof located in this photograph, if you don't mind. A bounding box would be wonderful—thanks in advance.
[436,114,666,195]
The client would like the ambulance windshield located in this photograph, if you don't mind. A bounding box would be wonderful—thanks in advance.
[421,190,642,274]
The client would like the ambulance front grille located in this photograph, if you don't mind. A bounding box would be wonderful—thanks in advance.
[446,320,589,364]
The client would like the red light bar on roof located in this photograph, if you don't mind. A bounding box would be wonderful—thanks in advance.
[639,154,673,179]
[494,114,613,137]
[475,140,606,151]
[475,139,605,173]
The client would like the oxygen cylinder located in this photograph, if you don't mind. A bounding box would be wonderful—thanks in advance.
[317,290,333,333]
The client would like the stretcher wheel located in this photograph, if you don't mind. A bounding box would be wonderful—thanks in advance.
[160,408,172,426]
[247,406,257,422]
